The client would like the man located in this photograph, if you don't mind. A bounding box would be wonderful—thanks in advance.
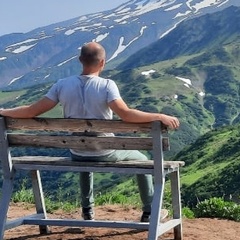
[0,42,180,222]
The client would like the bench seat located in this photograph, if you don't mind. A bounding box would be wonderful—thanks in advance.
[12,156,185,174]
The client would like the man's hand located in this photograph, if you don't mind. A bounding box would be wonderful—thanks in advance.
[159,114,180,129]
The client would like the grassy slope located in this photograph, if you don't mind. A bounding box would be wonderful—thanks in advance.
[173,124,240,206]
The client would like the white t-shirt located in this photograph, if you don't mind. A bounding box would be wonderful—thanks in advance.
[46,75,121,156]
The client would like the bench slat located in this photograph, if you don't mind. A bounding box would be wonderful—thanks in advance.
[8,134,153,150]
[12,156,185,169]
[12,157,184,175]
[5,118,167,133]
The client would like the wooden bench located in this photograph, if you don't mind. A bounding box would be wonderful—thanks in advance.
[0,117,185,240]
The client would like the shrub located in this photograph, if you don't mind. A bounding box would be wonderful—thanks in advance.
[12,188,34,204]
[95,192,131,206]
[182,207,195,219]
[194,197,240,221]
[12,179,34,204]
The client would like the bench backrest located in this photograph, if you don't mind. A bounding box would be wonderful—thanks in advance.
[3,117,169,150]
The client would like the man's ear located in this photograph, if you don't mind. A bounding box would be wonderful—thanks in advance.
[99,59,105,68]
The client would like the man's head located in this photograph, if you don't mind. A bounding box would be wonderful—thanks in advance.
[79,42,106,74]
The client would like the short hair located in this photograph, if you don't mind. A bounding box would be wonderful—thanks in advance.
[79,43,106,66]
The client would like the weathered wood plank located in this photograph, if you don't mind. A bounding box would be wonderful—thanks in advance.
[5,118,167,133]
[8,134,153,150]
[12,156,185,169]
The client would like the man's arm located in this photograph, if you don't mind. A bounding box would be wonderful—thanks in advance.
[0,97,57,118]
[108,98,180,129]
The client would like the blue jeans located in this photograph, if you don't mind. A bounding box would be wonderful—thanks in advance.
[71,150,154,212]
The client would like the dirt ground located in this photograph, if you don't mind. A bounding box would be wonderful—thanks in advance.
[4,203,240,240]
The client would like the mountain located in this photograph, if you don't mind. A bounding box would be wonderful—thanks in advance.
[0,0,239,89]
[118,5,240,69]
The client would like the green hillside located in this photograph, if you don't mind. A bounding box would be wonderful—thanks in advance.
[173,124,240,207]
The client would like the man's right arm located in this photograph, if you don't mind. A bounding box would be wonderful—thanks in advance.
[0,97,57,118]
[108,98,180,129]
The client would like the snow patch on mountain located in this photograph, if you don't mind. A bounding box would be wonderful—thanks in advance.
[117,7,131,14]
[94,33,109,42]
[218,0,230,7]
[160,18,186,38]
[107,25,147,62]
[6,44,37,54]
[8,75,23,85]
[65,22,102,36]
[176,76,206,96]
[112,0,177,21]
[7,38,38,47]
[44,74,50,79]
[107,37,125,62]
[165,3,183,11]
[57,56,77,67]
[114,15,130,23]
[176,76,192,85]
[4,35,52,54]
[64,29,76,35]
[174,10,192,18]
[186,0,227,12]
[192,0,220,12]
[141,69,156,76]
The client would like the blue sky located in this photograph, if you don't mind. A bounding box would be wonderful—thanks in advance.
[0,0,129,36]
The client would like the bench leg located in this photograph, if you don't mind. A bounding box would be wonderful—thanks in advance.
[0,178,14,240]
[31,170,50,234]
[169,169,183,240]
[147,178,165,240]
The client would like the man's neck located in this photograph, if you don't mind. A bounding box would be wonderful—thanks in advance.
[81,67,100,76]
[81,72,99,76]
